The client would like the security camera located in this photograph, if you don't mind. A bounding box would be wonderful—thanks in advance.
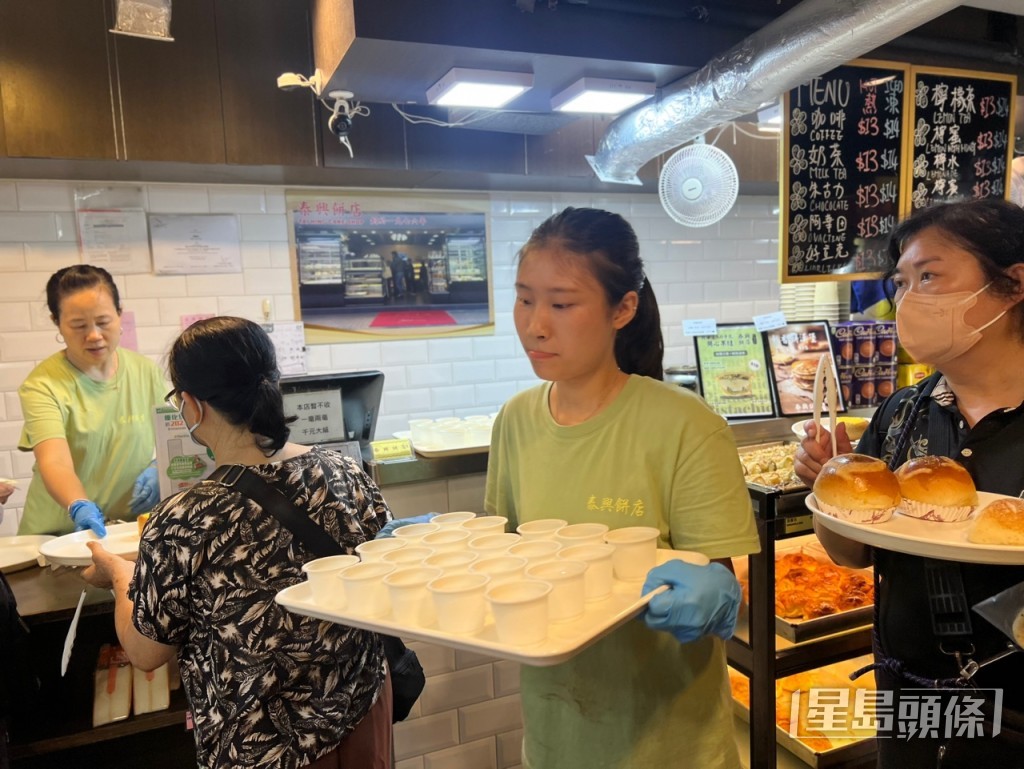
[275,69,324,96]
[327,91,357,158]
[328,111,352,138]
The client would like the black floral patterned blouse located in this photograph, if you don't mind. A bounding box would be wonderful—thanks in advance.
[130,447,390,768]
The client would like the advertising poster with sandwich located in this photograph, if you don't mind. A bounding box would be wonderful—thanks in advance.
[766,321,846,416]
[694,324,775,419]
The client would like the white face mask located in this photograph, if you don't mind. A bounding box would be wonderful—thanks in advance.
[177,399,206,448]
[895,283,1008,365]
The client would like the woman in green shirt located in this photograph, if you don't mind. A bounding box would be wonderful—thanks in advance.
[486,207,760,769]
[17,265,165,536]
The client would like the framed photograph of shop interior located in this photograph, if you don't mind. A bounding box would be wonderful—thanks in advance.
[780,59,912,283]
[764,321,846,417]
[286,190,494,343]
[693,324,776,420]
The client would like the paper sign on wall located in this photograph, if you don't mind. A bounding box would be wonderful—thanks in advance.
[282,390,344,444]
[683,318,718,336]
[263,321,307,376]
[119,310,139,351]
[150,214,242,275]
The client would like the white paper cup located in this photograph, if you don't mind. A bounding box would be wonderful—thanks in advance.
[558,544,615,601]
[382,545,436,567]
[409,419,437,448]
[437,424,468,449]
[462,516,508,535]
[555,523,610,547]
[427,573,491,634]
[423,550,479,574]
[420,529,471,555]
[384,566,442,626]
[392,522,441,543]
[355,538,406,562]
[301,555,359,608]
[604,526,660,581]
[431,511,478,528]
[516,518,568,541]
[508,540,563,563]
[469,556,528,588]
[468,532,522,555]
[486,580,552,646]
[340,562,395,617]
[467,423,492,445]
[525,560,587,622]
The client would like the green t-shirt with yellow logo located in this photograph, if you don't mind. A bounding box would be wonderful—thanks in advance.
[18,349,166,535]
[485,374,760,769]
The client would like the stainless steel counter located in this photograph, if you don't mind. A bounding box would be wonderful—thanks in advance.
[365,450,488,487]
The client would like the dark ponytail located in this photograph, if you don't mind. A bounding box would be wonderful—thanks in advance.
[519,207,664,380]
[168,317,295,455]
[615,279,663,380]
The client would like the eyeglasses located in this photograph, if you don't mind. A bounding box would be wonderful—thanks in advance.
[165,389,183,411]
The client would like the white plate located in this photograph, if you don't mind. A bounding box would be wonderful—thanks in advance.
[38,523,142,568]
[0,535,54,573]
[807,492,1024,565]
[275,549,707,666]
[790,417,868,441]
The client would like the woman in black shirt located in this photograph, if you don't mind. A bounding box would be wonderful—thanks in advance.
[796,198,1024,768]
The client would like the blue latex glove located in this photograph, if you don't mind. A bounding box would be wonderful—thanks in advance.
[642,560,741,644]
[69,500,107,538]
[129,463,160,515]
[375,513,436,539]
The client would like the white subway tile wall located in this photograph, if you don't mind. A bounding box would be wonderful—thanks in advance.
[0,181,780,525]
[0,180,780,766]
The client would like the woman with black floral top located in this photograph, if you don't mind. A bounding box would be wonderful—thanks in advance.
[84,316,393,769]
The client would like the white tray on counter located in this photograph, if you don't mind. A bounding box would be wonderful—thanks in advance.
[807,492,1024,565]
[275,549,703,666]
[393,430,489,458]
[0,535,54,573]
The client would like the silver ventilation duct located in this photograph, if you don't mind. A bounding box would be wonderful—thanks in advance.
[587,0,963,184]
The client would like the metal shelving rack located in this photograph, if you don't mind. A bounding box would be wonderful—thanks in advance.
[725,418,875,769]
[728,482,874,769]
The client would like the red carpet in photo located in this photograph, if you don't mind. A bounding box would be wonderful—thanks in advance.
[370,310,458,328]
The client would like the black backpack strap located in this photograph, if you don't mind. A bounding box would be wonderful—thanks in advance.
[207,465,424,722]
[207,465,343,558]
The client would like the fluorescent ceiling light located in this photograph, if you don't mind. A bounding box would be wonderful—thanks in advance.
[551,77,655,114]
[426,68,533,109]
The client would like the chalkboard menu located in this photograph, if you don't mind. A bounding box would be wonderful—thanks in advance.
[782,60,910,283]
[909,67,1017,211]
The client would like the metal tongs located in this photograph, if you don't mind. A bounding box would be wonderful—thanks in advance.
[812,354,839,457]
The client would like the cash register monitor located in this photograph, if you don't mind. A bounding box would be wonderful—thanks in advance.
[279,371,384,461]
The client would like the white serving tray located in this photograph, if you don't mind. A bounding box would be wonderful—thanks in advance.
[0,535,54,573]
[39,523,141,568]
[807,492,1024,565]
[275,549,704,666]
[394,430,489,458]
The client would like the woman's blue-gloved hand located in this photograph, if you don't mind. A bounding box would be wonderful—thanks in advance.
[69,500,107,537]
[642,559,741,644]
[129,462,160,515]
[374,513,436,539]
